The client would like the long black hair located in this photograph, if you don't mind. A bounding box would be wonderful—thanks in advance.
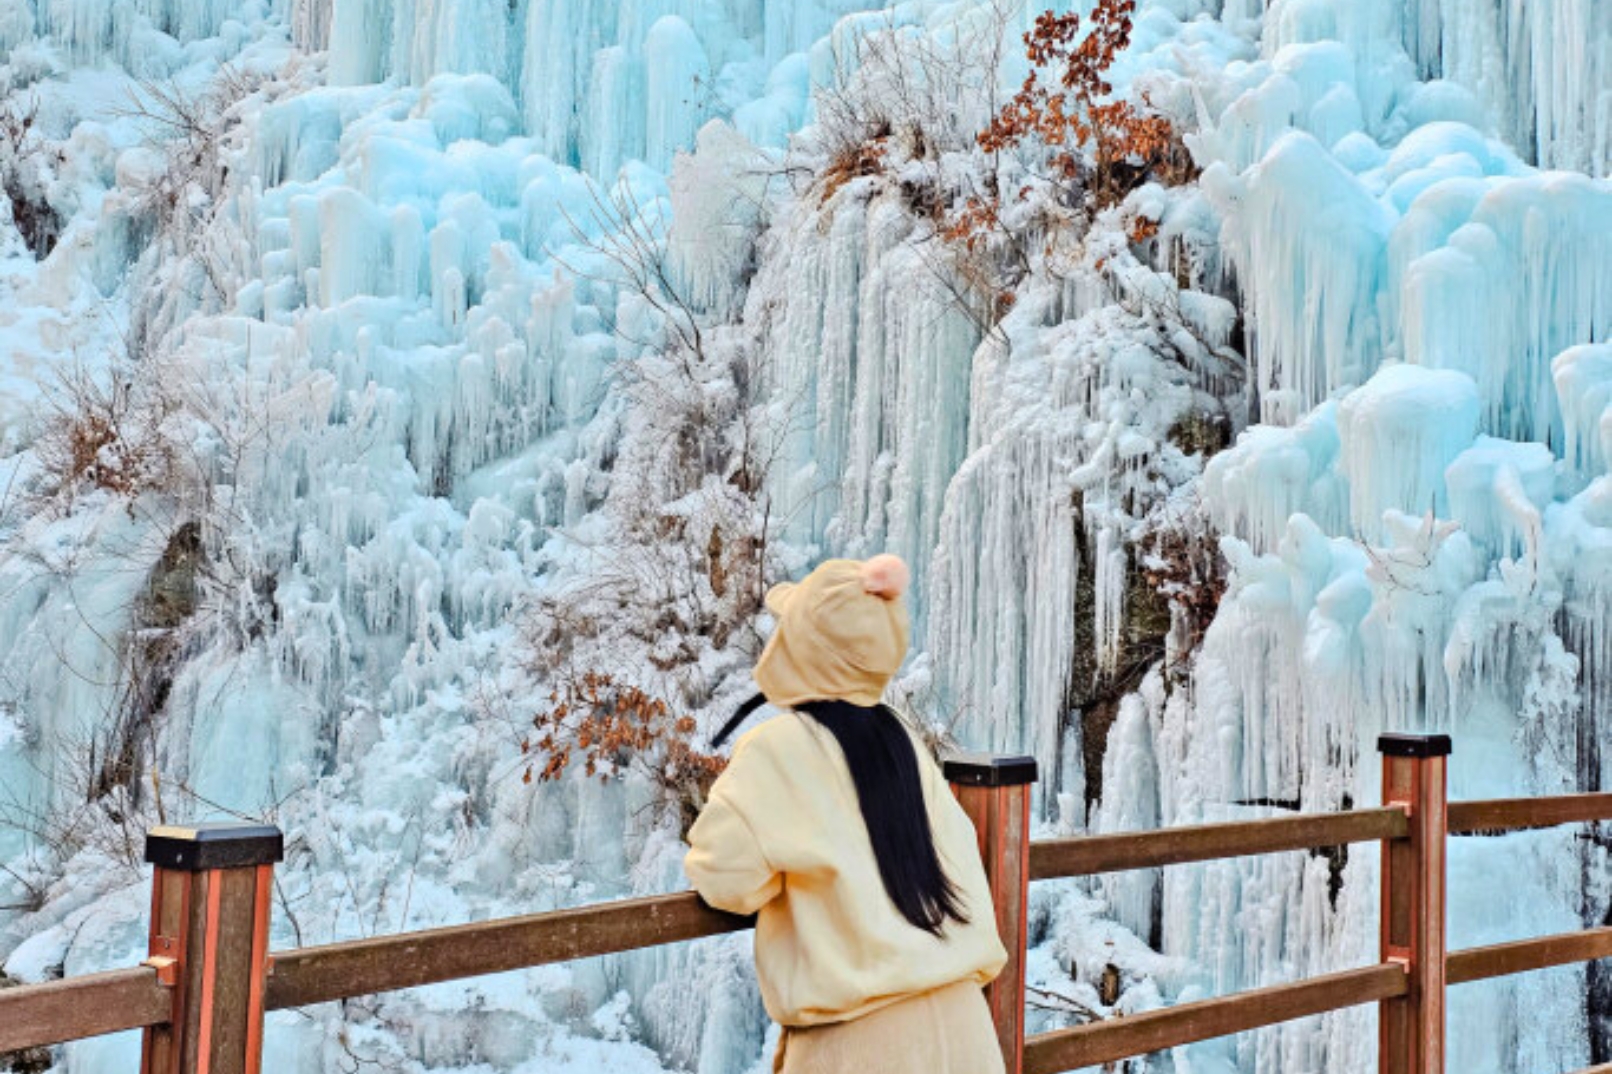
[796,699,970,936]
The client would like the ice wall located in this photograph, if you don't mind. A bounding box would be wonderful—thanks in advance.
[1396,0,1612,176]
[729,4,1245,842]
[925,260,1235,814]
[745,187,979,617]
[291,0,872,175]
[0,0,274,68]
[1116,0,1612,1067]
[4,0,1612,1071]
[0,10,778,1067]
[1254,0,1612,176]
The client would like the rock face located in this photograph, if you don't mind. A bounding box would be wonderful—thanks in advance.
[0,0,1609,1072]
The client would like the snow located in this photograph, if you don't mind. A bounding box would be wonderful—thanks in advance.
[2,0,1611,1071]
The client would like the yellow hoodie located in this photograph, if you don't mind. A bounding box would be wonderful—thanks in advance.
[683,709,1008,1026]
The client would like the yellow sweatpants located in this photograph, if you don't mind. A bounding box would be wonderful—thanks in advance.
[774,980,1006,1074]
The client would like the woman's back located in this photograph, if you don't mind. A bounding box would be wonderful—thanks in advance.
[683,554,1008,1073]
[684,709,1007,1026]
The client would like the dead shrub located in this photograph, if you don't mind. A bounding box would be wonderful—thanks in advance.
[946,0,1199,264]
[524,671,728,835]
[33,366,182,505]
[979,2,1189,208]
[818,128,890,205]
[115,65,262,234]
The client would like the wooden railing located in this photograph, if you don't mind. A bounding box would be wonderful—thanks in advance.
[2,735,1610,1074]
[1021,735,1612,1074]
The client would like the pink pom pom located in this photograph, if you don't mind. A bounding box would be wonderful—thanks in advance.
[860,554,910,600]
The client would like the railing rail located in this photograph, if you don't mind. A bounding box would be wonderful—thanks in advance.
[0,966,173,1053]
[1446,927,1612,985]
[1022,963,1410,1074]
[1448,794,1612,834]
[2,747,1610,1074]
[1030,805,1408,879]
[264,891,752,1011]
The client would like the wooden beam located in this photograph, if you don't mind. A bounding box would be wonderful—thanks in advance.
[266,892,753,1010]
[1448,927,1612,985]
[0,967,173,1052]
[1029,807,1407,880]
[1022,963,1407,1074]
[1448,794,1612,834]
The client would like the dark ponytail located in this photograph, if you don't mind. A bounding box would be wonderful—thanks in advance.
[796,699,969,937]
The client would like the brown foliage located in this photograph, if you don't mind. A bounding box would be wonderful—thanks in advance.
[34,368,181,503]
[940,194,1005,253]
[524,672,728,830]
[1126,212,1161,244]
[819,133,889,205]
[967,1,1195,228]
[933,191,1031,325]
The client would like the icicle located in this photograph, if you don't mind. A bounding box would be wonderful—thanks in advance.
[1395,172,1612,444]
[1444,436,1553,563]
[643,16,710,172]
[289,0,331,51]
[1418,0,1612,175]
[0,0,37,54]
[1552,344,1612,480]
[1203,132,1393,420]
[1095,691,1161,941]
[328,0,387,84]
[430,220,466,326]
[1093,524,1128,678]
[318,188,387,305]
[1204,402,1347,553]
[1336,364,1479,541]
[391,205,424,303]
[581,46,638,178]
[521,0,618,164]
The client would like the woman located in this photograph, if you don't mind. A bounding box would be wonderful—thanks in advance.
[684,555,1007,1074]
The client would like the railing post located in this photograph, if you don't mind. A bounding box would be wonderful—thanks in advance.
[140,823,283,1074]
[945,753,1038,1074]
[1378,733,1450,1074]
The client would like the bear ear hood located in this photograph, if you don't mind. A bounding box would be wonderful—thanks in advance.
[754,556,912,709]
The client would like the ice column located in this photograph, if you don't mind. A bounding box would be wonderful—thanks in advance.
[644,17,711,173]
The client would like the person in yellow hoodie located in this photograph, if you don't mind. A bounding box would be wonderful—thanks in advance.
[684,554,1008,1074]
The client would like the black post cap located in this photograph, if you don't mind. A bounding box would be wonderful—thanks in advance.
[1377,733,1453,758]
[942,753,1038,787]
[145,823,285,871]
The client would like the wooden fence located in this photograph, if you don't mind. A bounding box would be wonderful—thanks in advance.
[2,734,1610,1074]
